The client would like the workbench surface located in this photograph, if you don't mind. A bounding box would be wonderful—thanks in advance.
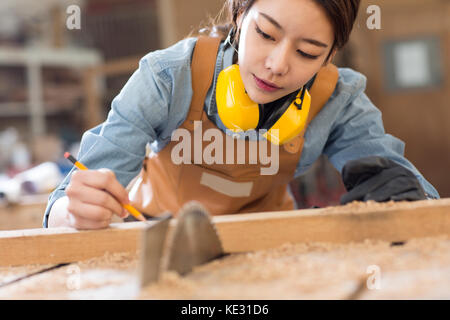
[1,235,449,299]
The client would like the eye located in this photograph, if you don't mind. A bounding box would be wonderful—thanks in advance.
[255,24,274,41]
[297,50,319,60]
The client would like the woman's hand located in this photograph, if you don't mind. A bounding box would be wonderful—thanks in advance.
[48,169,130,229]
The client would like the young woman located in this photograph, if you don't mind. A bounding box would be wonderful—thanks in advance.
[45,0,439,229]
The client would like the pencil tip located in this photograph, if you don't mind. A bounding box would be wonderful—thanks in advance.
[64,152,70,159]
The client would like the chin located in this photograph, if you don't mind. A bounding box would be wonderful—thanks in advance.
[248,89,284,105]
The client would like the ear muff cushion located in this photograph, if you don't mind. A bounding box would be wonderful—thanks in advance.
[263,89,311,145]
[216,65,260,132]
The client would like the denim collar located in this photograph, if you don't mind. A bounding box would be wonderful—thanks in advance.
[205,40,236,116]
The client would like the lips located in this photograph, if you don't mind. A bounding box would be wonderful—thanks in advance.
[253,74,282,92]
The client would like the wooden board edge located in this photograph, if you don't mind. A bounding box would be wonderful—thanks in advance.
[0,199,449,266]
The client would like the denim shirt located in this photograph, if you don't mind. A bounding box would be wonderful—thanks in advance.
[43,37,440,227]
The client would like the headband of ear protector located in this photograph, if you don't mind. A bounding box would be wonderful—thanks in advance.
[215,28,316,145]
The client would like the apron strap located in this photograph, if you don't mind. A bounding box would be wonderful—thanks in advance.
[306,63,339,126]
[182,36,222,130]
[283,63,339,153]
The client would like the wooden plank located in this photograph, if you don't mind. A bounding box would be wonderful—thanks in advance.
[216,198,450,252]
[0,198,449,267]
[0,203,46,231]
[0,222,149,267]
[0,195,49,231]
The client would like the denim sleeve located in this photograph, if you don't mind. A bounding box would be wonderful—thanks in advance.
[322,69,440,199]
[42,54,175,228]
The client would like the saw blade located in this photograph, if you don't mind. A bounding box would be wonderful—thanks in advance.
[138,212,172,288]
[166,201,224,275]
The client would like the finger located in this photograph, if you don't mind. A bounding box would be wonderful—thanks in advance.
[67,198,113,222]
[121,207,130,219]
[67,211,110,230]
[67,184,124,217]
[72,169,130,205]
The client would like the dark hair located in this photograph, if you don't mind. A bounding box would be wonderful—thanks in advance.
[198,0,361,62]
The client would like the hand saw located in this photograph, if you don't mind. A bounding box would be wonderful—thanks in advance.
[138,202,224,288]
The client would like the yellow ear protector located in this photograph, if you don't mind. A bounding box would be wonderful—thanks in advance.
[215,29,315,145]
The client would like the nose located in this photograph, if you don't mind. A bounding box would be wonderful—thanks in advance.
[265,41,290,76]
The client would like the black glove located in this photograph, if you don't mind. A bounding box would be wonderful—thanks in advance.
[340,156,427,205]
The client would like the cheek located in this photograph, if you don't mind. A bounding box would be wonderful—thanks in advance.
[291,72,315,89]
[238,16,268,71]
[238,32,261,69]
[290,61,325,89]
[237,42,260,93]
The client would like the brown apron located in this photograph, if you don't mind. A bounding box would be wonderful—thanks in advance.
[127,36,339,218]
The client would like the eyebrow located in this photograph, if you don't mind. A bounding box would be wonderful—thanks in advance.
[259,12,329,48]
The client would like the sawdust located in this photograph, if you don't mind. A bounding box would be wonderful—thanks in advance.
[0,264,55,287]
[321,199,447,215]
[0,252,138,299]
[139,235,450,299]
[77,251,138,270]
[322,200,417,214]
[1,236,449,299]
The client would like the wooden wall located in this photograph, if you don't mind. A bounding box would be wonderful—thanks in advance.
[156,0,224,47]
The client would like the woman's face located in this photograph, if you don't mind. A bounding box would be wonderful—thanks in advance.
[236,0,336,104]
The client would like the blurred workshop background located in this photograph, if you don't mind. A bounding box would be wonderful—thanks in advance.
[0,0,448,230]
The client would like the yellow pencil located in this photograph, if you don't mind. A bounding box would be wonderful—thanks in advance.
[64,152,146,222]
